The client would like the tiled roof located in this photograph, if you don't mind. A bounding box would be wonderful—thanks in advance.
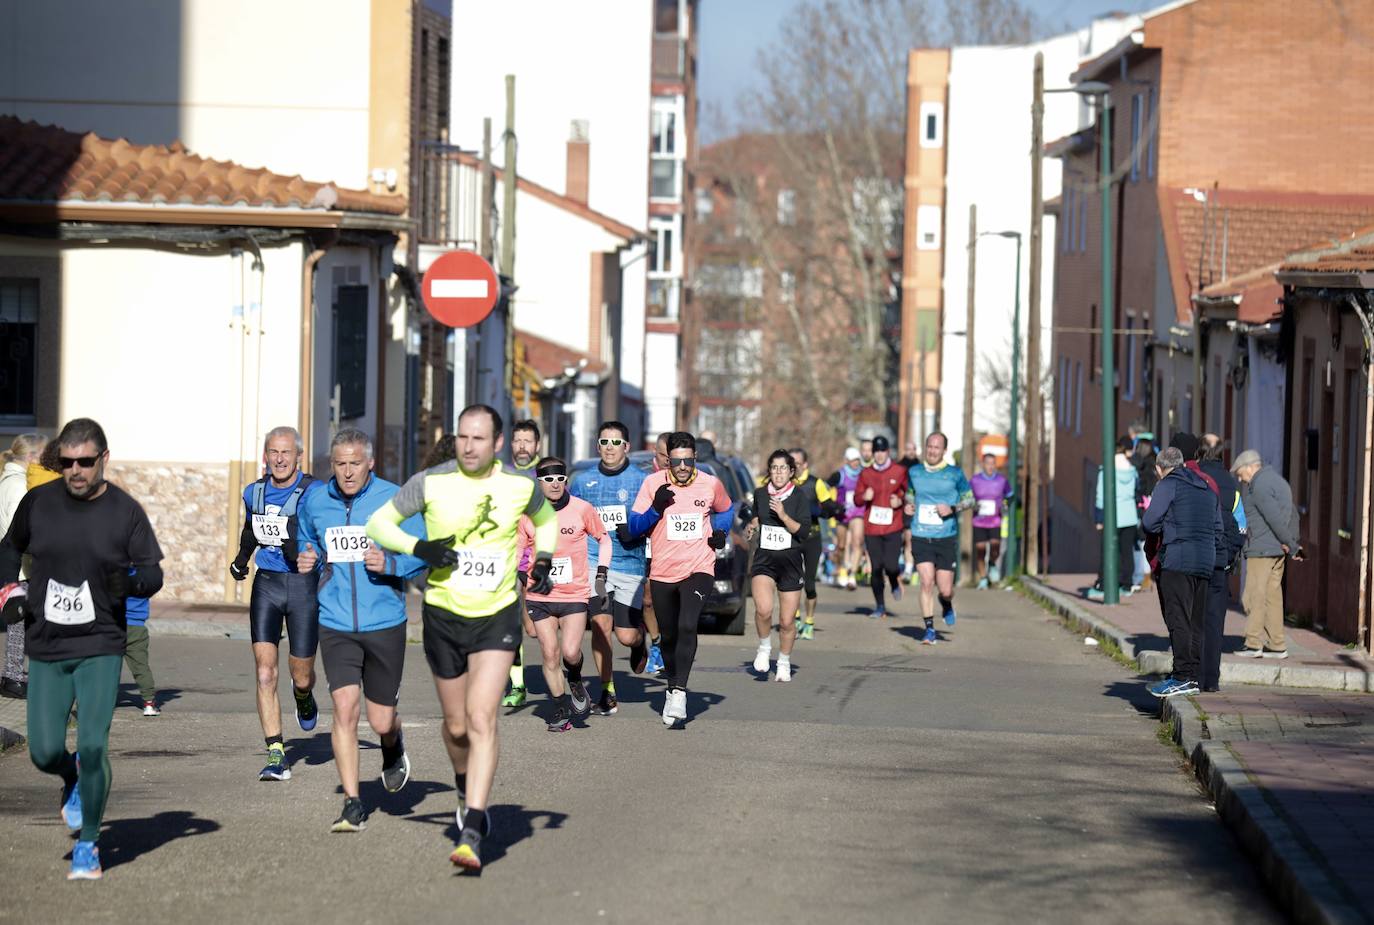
[516,328,608,381]
[0,116,405,215]
[1279,224,1374,275]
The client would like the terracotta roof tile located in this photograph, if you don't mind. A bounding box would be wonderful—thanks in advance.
[0,116,405,215]
[1279,224,1374,275]
[516,329,607,380]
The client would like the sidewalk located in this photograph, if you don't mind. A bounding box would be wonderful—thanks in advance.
[1024,573,1373,692]
[1163,688,1374,924]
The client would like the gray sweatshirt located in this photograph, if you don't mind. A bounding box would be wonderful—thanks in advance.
[1240,465,1298,558]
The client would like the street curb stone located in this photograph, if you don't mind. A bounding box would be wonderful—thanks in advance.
[1020,578,1372,692]
[1161,697,1370,925]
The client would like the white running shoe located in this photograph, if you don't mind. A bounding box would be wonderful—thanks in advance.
[753,643,771,673]
[775,657,792,683]
[668,688,688,721]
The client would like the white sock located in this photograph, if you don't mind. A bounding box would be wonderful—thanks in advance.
[778,653,790,665]
[757,638,771,651]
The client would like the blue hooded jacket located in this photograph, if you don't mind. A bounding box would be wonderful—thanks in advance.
[1141,464,1220,578]
[296,474,427,633]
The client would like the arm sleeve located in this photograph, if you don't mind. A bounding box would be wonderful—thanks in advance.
[125,503,164,597]
[366,499,421,555]
[1249,477,1293,549]
[584,506,612,568]
[294,500,322,571]
[815,479,835,504]
[233,497,256,565]
[825,471,841,488]
[0,491,35,584]
[386,513,431,579]
[516,516,532,561]
[790,491,812,537]
[529,497,558,557]
[1140,478,1172,534]
[627,476,663,538]
[955,471,974,510]
[711,504,737,533]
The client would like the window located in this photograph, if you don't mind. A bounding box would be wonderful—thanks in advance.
[778,270,796,304]
[696,263,763,299]
[695,185,713,219]
[1062,188,1073,253]
[333,285,369,420]
[654,0,679,34]
[1344,369,1362,533]
[1123,315,1136,400]
[1077,188,1088,252]
[419,28,429,122]
[651,97,683,201]
[916,204,941,250]
[650,216,679,276]
[918,101,944,149]
[1074,360,1083,435]
[0,278,39,423]
[1146,87,1157,179]
[648,278,679,319]
[776,189,796,226]
[437,37,450,131]
[1057,356,1069,426]
[1129,94,1141,182]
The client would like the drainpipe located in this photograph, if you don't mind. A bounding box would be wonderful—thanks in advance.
[1345,293,1374,655]
[301,244,328,471]
[227,247,247,602]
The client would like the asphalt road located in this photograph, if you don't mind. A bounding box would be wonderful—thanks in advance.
[0,585,1283,923]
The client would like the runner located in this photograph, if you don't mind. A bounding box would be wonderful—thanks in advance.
[295,428,426,833]
[637,432,673,675]
[623,432,734,727]
[518,456,608,730]
[228,426,322,782]
[896,441,921,584]
[855,436,908,619]
[501,419,544,709]
[859,438,874,468]
[787,447,835,640]
[907,432,974,643]
[1,433,46,700]
[569,421,652,717]
[0,418,163,880]
[970,453,1011,588]
[366,404,558,872]
[828,448,865,590]
[747,451,812,681]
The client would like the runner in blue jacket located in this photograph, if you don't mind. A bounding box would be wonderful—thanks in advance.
[905,432,974,643]
[295,428,427,834]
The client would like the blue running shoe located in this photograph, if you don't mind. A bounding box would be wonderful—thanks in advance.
[870,604,885,619]
[922,627,937,645]
[68,840,101,880]
[294,687,318,732]
[1148,677,1183,698]
[891,582,903,602]
[943,605,956,627]
[646,644,665,676]
[61,763,82,832]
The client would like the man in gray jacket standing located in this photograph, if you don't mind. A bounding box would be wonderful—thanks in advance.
[1231,450,1297,658]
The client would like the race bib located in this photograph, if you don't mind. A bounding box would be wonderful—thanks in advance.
[867,505,894,526]
[760,525,792,551]
[977,499,998,518]
[598,505,627,527]
[451,550,504,591]
[667,512,704,541]
[918,504,943,526]
[549,556,573,585]
[252,513,289,547]
[644,538,652,558]
[324,525,369,563]
[45,579,95,626]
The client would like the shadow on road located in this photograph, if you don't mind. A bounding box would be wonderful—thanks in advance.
[284,733,335,768]
[408,803,569,869]
[890,625,946,644]
[356,778,453,817]
[97,810,220,870]
[1101,680,1165,717]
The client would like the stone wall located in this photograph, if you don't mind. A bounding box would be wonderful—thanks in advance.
[109,462,229,603]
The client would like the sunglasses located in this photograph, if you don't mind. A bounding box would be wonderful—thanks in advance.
[59,455,102,470]
[538,474,568,483]
[598,438,626,447]
[669,457,696,469]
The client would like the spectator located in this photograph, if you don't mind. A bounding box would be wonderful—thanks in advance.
[123,580,161,716]
[1231,449,1297,659]
[1141,447,1220,697]
[1087,436,1139,601]
[1,433,47,699]
[1194,435,1247,691]
[1130,430,1159,589]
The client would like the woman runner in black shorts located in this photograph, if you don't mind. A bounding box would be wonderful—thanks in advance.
[746,450,812,682]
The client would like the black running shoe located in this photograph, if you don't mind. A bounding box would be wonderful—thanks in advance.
[380,731,410,793]
[330,797,367,833]
[591,689,618,716]
[547,703,572,732]
[567,679,590,715]
[629,638,649,674]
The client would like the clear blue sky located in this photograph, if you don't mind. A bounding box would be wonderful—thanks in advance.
[697,0,1160,139]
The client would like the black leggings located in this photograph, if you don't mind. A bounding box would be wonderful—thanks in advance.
[649,573,713,689]
[801,534,822,600]
[865,533,902,608]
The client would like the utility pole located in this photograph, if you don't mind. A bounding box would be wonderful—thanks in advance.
[501,76,517,414]
[962,204,977,583]
[1025,52,1045,576]
[1099,97,1119,604]
[1006,235,1023,578]
[480,117,493,261]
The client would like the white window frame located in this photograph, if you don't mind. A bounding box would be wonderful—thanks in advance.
[650,95,684,202]
[777,189,796,226]
[649,214,681,278]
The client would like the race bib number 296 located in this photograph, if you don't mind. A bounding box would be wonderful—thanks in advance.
[46,579,95,626]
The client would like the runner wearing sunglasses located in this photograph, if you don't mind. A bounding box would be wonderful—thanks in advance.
[517,457,609,730]
[569,422,652,716]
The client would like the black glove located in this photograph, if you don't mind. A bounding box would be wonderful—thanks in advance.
[708,529,728,550]
[528,554,554,596]
[229,558,250,582]
[413,536,459,570]
[651,483,676,513]
[615,523,635,546]
[738,503,756,525]
[594,565,608,599]
[516,570,529,589]
[105,567,131,605]
[0,583,28,626]
[818,499,843,520]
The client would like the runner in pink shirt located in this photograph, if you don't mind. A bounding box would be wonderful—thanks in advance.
[517,457,610,731]
[624,432,734,727]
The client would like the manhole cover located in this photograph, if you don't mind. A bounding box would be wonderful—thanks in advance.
[840,664,931,673]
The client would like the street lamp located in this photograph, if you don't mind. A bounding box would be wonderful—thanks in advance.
[976,230,1023,578]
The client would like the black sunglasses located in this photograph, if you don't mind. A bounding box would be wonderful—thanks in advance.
[598,438,626,447]
[59,455,102,470]
[669,457,696,469]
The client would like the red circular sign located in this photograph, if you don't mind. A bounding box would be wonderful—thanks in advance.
[421,250,500,327]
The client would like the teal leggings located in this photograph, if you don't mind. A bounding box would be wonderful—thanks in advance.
[27,655,121,841]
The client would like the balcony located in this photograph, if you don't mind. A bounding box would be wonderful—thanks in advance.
[653,35,685,81]
[416,142,482,249]
[648,277,680,320]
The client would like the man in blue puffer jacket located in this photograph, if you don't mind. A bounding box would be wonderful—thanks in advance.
[1141,446,1221,698]
[296,428,427,834]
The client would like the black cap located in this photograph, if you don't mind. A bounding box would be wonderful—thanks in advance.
[871,435,890,452]
[1169,432,1200,461]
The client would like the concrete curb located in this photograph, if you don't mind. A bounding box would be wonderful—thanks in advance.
[1020,578,1372,692]
[1161,697,1370,925]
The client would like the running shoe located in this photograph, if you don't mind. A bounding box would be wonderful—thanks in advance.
[142,700,160,717]
[1262,649,1289,659]
[922,627,937,645]
[501,686,527,707]
[592,689,618,716]
[67,840,101,881]
[891,582,903,602]
[259,744,291,781]
[629,637,649,674]
[450,827,483,872]
[646,644,665,676]
[667,688,688,722]
[547,703,572,732]
[989,565,1001,583]
[870,604,885,620]
[661,695,675,727]
[454,798,492,835]
[294,688,318,732]
[977,578,990,590]
[61,765,82,831]
[330,797,367,833]
[943,604,956,627]
[798,622,815,641]
[775,657,792,683]
[567,679,590,715]
[837,568,849,587]
[1147,677,1189,698]
[380,731,411,793]
[753,644,772,673]
[845,576,858,591]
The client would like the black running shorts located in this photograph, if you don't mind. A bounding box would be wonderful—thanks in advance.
[526,600,588,622]
[422,601,521,680]
[973,526,1001,545]
[319,623,407,707]
[751,550,805,593]
[913,535,960,572]
[249,570,320,659]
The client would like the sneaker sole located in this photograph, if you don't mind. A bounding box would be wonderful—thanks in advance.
[591,705,618,716]
[450,846,481,871]
[260,769,292,782]
[330,819,366,833]
[67,868,102,881]
[1262,652,1289,659]
[547,721,572,732]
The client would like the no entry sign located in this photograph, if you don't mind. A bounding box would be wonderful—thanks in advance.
[421,250,499,327]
